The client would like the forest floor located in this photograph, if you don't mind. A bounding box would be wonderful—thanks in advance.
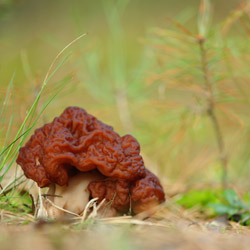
[1,206,250,250]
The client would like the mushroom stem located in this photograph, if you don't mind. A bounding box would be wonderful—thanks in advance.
[46,171,103,219]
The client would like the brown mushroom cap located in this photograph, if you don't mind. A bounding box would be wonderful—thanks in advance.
[88,179,131,213]
[17,106,165,214]
[88,169,165,214]
[17,107,145,187]
[131,169,166,213]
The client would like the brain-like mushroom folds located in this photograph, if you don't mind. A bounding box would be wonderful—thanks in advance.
[17,107,165,217]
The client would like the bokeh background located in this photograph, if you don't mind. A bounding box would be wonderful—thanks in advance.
[0,0,249,197]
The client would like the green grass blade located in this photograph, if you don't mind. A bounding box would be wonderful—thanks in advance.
[0,73,15,122]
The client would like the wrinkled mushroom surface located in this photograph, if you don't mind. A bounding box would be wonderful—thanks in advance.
[17,107,165,215]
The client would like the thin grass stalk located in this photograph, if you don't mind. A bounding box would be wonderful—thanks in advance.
[0,55,68,174]
[0,73,14,123]
[0,33,87,186]
[0,77,71,188]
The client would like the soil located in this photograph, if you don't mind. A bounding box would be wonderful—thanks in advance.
[1,207,250,250]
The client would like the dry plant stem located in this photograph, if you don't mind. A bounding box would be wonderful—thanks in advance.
[115,88,134,132]
[197,36,228,189]
[81,198,99,223]
[46,198,80,217]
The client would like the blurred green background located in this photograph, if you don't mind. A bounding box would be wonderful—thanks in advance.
[0,0,240,84]
[0,0,249,196]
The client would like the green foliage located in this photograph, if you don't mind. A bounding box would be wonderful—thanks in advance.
[176,189,222,210]
[209,189,250,226]
[0,190,32,213]
[177,188,250,226]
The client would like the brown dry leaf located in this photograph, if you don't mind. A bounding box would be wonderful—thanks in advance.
[217,104,245,127]
[222,2,250,35]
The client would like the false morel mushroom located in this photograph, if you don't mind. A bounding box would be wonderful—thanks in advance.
[17,107,165,218]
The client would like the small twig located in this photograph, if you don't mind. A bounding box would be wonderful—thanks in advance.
[87,198,106,220]
[81,198,99,223]
[42,194,63,198]
[36,186,48,218]
[99,217,167,227]
[101,191,116,217]
[46,198,80,217]
[128,193,132,215]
